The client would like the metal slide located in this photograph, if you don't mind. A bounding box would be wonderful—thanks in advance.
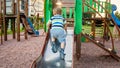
[35,29,73,68]
[26,18,39,36]
[20,14,39,36]
[111,11,120,27]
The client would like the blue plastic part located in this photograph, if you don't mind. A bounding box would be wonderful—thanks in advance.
[26,18,40,36]
[111,4,120,26]
[35,30,39,36]
[112,4,117,11]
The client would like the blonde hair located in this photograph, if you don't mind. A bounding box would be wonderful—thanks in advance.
[53,8,62,15]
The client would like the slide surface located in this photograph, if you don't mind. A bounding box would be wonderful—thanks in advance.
[111,12,120,26]
[111,4,120,26]
[26,18,39,36]
[36,29,73,68]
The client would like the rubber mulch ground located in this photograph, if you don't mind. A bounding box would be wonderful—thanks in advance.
[73,39,120,68]
[0,30,45,68]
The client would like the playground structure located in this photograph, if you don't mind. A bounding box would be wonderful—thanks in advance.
[0,0,120,68]
[31,0,120,68]
[81,0,120,63]
[0,0,40,43]
[81,0,120,62]
[2,0,27,41]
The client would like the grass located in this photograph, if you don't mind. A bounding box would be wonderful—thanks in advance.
[82,25,91,33]
[5,23,44,35]
[7,28,24,34]
[82,24,114,36]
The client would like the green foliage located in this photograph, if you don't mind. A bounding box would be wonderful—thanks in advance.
[82,24,114,36]
[115,11,120,20]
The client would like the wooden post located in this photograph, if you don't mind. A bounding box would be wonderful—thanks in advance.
[3,0,7,41]
[91,20,95,39]
[24,0,28,39]
[73,33,81,68]
[76,34,81,60]
[14,0,17,15]
[11,19,16,39]
[0,0,3,44]
[74,0,82,60]
[12,0,16,39]
[0,0,1,44]
[91,14,96,39]
[52,0,57,8]
[17,0,20,41]
[4,19,7,41]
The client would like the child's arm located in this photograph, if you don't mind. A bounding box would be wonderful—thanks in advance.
[47,20,52,33]
[47,20,51,29]
[64,20,67,32]
[64,23,67,32]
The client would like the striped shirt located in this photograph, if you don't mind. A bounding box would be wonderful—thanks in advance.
[49,14,66,28]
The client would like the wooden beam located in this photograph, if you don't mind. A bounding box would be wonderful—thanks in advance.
[83,18,108,20]
[3,0,7,41]
[82,33,120,61]
[11,19,16,39]
[17,0,20,41]
[74,34,81,60]
[24,0,28,40]
[0,0,1,11]
[62,2,74,4]
[0,0,3,44]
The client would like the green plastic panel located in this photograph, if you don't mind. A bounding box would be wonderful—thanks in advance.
[62,7,67,18]
[69,7,73,18]
[84,5,88,12]
[74,0,82,34]
[90,0,93,11]
[101,2,104,13]
[44,0,52,32]
[98,0,100,12]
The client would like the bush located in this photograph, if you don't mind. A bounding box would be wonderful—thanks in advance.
[115,11,120,20]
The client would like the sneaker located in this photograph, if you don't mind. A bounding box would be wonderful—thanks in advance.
[60,49,66,60]
[51,42,57,53]
[55,39,60,51]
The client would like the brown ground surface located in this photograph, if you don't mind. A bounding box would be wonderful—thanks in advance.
[73,38,120,68]
[0,30,46,68]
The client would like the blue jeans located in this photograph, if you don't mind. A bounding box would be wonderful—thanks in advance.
[50,27,66,43]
